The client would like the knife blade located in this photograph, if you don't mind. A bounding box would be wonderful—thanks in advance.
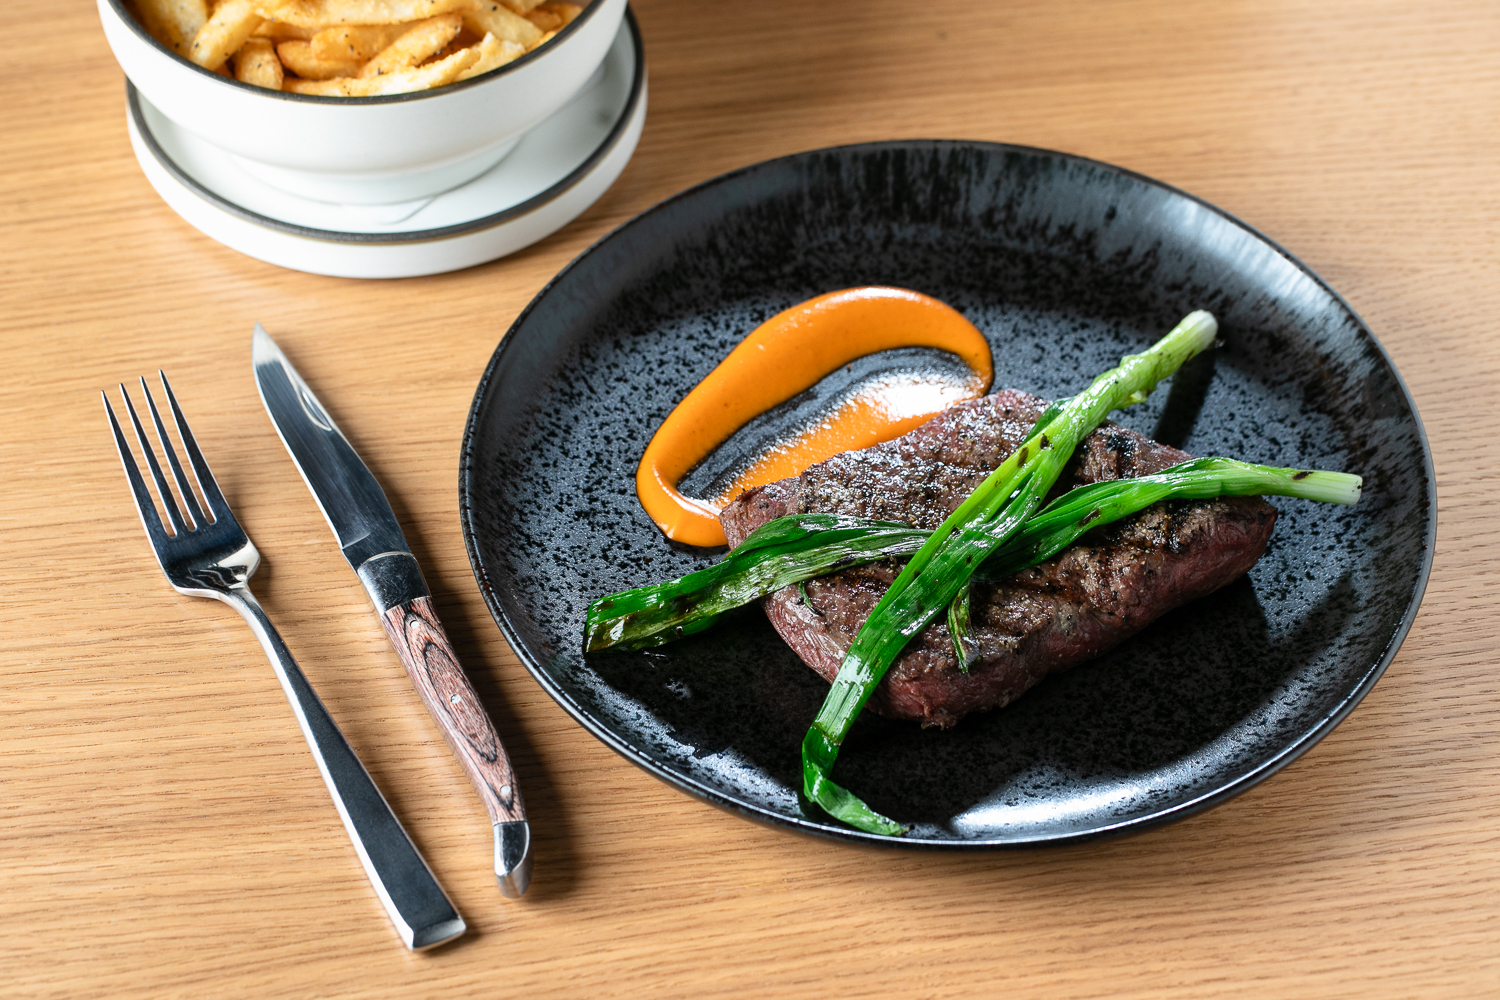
[252,324,532,898]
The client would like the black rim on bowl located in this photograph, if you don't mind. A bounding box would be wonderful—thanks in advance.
[125,8,644,246]
[106,0,613,105]
[460,140,1435,849]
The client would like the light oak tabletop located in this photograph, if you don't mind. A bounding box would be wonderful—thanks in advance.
[5,1,1498,997]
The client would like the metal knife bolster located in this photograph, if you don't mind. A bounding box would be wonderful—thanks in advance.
[356,550,430,612]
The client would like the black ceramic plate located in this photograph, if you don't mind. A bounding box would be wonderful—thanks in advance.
[460,141,1434,848]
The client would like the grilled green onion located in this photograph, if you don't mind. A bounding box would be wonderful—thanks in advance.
[975,456,1360,582]
[583,458,1361,657]
[584,515,928,652]
[801,310,1224,834]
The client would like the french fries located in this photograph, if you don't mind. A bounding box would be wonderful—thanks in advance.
[283,43,477,95]
[189,0,263,70]
[359,13,463,77]
[276,39,363,79]
[462,3,542,47]
[254,1,471,27]
[523,3,580,33]
[234,36,285,88]
[252,19,317,40]
[455,32,525,80]
[133,0,589,94]
[136,0,210,56]
[309,23,405,61]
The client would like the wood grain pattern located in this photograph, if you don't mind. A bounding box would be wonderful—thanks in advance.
[4,0,1500,997]
[382,597,525,825]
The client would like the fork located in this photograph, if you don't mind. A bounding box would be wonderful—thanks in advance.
[103,373,466,952]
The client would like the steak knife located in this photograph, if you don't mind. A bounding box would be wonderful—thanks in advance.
[252,325,532,898]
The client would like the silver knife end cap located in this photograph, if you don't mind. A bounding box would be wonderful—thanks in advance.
[409,914,468,951]
[495,820,533,898]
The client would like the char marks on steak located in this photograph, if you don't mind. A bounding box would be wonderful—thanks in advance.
[718,391,1277,729]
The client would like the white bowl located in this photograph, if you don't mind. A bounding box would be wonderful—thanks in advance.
[124,14,647,279]
[98,0,627,204]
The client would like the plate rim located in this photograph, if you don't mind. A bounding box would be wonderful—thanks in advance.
[459,138,1437,849]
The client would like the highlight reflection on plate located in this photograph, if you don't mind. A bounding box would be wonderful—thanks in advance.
[461,141,1434,848]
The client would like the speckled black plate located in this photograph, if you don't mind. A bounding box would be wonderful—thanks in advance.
[460,141,1434,848]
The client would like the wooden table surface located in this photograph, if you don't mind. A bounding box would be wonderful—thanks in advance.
[6,1,1498,996]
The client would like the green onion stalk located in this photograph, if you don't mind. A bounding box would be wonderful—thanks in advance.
[975,456,1360,581]
[584,515,929,652]
[584,458,1361,655]
[800,311,1227,834]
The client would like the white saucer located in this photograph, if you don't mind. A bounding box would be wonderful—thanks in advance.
[125,13,646,278]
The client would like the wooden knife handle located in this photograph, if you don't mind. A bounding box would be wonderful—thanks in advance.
[380,597,525,825]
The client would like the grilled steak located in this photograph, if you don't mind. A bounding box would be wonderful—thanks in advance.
[719,390,1277,729]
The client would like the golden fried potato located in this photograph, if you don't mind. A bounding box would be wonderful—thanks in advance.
[524,3,579,32]
[253,20,317,40]
[310,23,405,61]
[188,0,263,70]
[284,44,479,94]
[255,0,470,27]
[136,0,210,56]
[233,36,284,89]
[360,13,463,78]
[454,32,525,80]
[276,39,363,79]
[524,9,558,31]
[462,2,543,47]
[496,0,546,13]
[539,3,582,27]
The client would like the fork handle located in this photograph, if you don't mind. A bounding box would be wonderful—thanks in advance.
[223,585,466,952]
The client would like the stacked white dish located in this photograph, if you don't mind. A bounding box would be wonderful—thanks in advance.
[98,0,645,278]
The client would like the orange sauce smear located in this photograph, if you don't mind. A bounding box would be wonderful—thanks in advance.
[636,287,994,547]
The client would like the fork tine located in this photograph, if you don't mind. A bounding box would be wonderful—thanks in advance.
[140,375,206,530]
[103,390,170,548]
[158,370,228,524]
[120,381,189,536]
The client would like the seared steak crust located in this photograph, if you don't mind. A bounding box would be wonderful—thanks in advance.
[719,391,1277,729]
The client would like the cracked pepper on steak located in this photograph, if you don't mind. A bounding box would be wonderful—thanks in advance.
[718,390,1278,729]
